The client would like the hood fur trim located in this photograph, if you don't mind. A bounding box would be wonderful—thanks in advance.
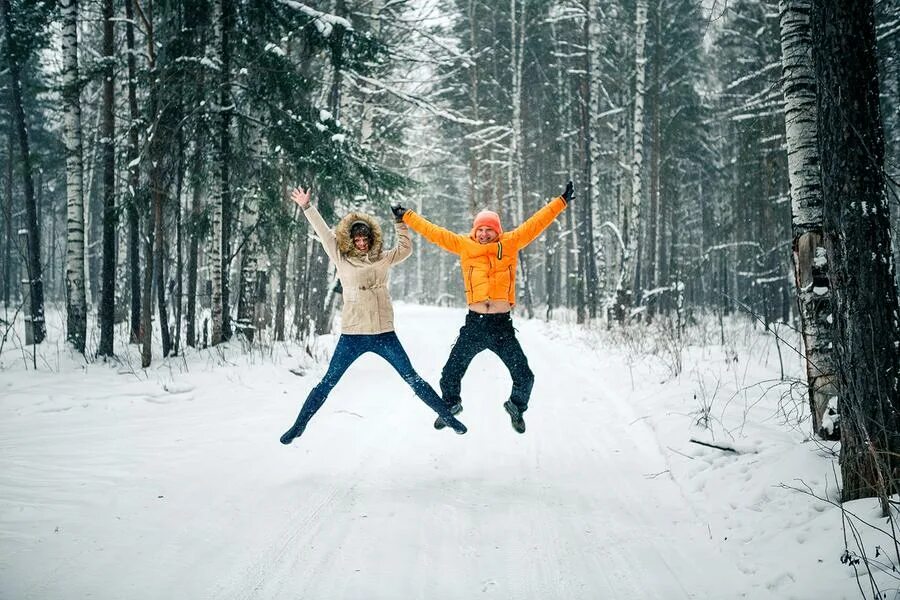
[335,212,383,259]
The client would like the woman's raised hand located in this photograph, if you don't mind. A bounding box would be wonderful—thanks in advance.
[290,187,311,208]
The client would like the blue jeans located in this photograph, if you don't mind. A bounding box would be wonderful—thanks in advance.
[290,331,455,429]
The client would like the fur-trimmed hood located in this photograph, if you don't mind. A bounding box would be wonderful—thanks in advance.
[302,203,413,334]
[335,212,383,259]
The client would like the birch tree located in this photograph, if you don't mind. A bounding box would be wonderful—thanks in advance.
[509,0,535,318]
[210,0,231,346]
[626,0,648,309]
[61,0,86,353]
[778,0,837,439]
[236,121,262,343]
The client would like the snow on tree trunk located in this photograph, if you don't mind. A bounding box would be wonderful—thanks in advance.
[125,0,141,344]
[587,0,601,232]
[140,8,161,368]
[61,0,87,354]
[812,0,900,504]
[778,0,838,439]
[626,0,648,310]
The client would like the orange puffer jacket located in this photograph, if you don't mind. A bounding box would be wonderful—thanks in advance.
[403,197,566,306]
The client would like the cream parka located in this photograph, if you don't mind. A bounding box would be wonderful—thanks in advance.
[303,204,411,334]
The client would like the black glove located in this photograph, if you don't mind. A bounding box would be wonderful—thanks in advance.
[391,204,408,223]
[561,180,574,204]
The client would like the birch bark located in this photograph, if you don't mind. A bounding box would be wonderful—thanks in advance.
[61,0,87,353]
[627,0,648,307]
[778,0,837,438]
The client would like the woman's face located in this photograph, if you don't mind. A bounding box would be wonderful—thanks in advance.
[353,234,370,252]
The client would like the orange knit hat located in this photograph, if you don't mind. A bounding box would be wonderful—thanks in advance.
[471,210,503,237]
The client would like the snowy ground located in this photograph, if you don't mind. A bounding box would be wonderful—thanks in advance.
[1,303,897,599]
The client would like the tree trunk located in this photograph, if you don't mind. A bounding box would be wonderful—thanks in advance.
[1,0,46,344]
[125,0,142,344]
[154,176,171,358]
[186,144,202,348]
[97,0,116,357]
[508,0,533,319]
[210,182,224,345]
[218,0,234,343]
[291,221,309,340]
[141,199,154,367]
[61,0,87,353]
[778,0,838,440]
[308,8,346,336]
[173,126,184,356]
[140,1,157,369]
[210,0,229,345]
[236,191,260,343]
[2,129,11,309]
[626,0,649,311]
[274,205,292,342]
[646,1,661,320]
[812,0,900,504]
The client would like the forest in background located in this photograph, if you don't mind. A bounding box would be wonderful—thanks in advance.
[3,0,900,503]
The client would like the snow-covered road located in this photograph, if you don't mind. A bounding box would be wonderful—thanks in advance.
[1,304,761,599]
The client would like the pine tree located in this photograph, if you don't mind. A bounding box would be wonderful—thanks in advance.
[96,0,116,358]
[813,0,900,503]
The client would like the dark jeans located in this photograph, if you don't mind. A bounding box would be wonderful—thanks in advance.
[440,311,534,412]
[290,331,455,429]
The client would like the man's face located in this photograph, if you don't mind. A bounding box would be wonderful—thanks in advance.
[353,234,370,252]
[475,226,499,244]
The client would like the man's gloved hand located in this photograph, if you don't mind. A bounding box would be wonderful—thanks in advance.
[391,204,408,223]
[561,180,574,204]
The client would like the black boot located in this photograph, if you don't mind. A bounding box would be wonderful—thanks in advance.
[280,421,306,445]
[443,415,467,435]
[433,403,463,430]
[503,400,526,434]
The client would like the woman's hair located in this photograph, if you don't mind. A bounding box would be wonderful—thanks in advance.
[350,221,372,239]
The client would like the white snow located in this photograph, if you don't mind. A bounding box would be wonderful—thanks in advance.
[264,43,286,58]
[0,304,896,599]
[275,0,352,37]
